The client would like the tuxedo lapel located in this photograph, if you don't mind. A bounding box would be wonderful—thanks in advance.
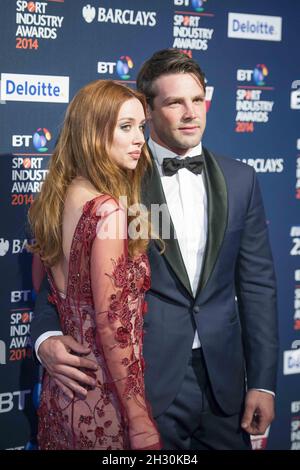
[196,147,228,296]
[143,156,193,297]
[142,147,228,298]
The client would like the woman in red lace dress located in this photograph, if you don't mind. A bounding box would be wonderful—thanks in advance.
[28,80,161,450]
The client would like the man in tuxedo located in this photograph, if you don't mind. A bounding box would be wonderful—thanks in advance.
[31,49,279,450]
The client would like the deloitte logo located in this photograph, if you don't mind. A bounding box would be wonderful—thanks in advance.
[116,56,134,80]
[253,64,268,86]
[228,12,282,42]
[33,128,51,152]
[0,73,69,103]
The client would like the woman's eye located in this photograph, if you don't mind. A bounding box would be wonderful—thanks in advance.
[120,124,131,131]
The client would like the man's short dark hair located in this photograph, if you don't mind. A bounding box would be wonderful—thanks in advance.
[136,48,206,108]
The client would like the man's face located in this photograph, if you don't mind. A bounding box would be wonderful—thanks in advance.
[148,73,206,156]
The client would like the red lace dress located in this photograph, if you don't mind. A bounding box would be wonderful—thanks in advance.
[37,195,160,450]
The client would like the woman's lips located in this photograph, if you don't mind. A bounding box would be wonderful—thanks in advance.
[128,151,141,160]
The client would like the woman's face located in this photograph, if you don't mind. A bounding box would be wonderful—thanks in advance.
[109,98,146,170]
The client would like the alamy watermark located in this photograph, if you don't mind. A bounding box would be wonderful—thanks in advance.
[95,196,173,240]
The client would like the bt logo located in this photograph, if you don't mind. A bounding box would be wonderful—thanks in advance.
[33,128,51,152]
[191,0,206,12]
[12,127,51,152]
[174,0,207,11]
[97,56,134,80]
[253,64,268,86]
[0,390,31,413]
[237,64,268,85]
[116,56,134,80]
[11,290,32,303]
[291,401,300,413]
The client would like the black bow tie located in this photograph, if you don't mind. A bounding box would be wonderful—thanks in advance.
[162,154,204,176]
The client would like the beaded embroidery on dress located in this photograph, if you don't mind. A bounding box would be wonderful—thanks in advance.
[37,195,155,450]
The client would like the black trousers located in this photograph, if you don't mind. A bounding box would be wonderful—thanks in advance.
[155,349,252,450]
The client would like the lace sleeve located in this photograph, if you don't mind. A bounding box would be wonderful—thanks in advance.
[90,198,161,450]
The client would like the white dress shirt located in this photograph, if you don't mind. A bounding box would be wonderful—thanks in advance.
[148,138,207,348]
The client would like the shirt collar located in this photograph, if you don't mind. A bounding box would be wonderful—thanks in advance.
[148,137,203,168]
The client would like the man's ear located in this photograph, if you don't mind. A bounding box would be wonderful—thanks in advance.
[146,103,153,121]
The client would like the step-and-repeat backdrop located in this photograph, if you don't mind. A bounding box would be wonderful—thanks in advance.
[0,0,299,450]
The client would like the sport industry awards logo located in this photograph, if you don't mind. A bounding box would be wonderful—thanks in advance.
[173,0,214,52]
[15,0,65,49]
[235,64,275,132]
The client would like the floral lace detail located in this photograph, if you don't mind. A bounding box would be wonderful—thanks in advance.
[38,195,153,450]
